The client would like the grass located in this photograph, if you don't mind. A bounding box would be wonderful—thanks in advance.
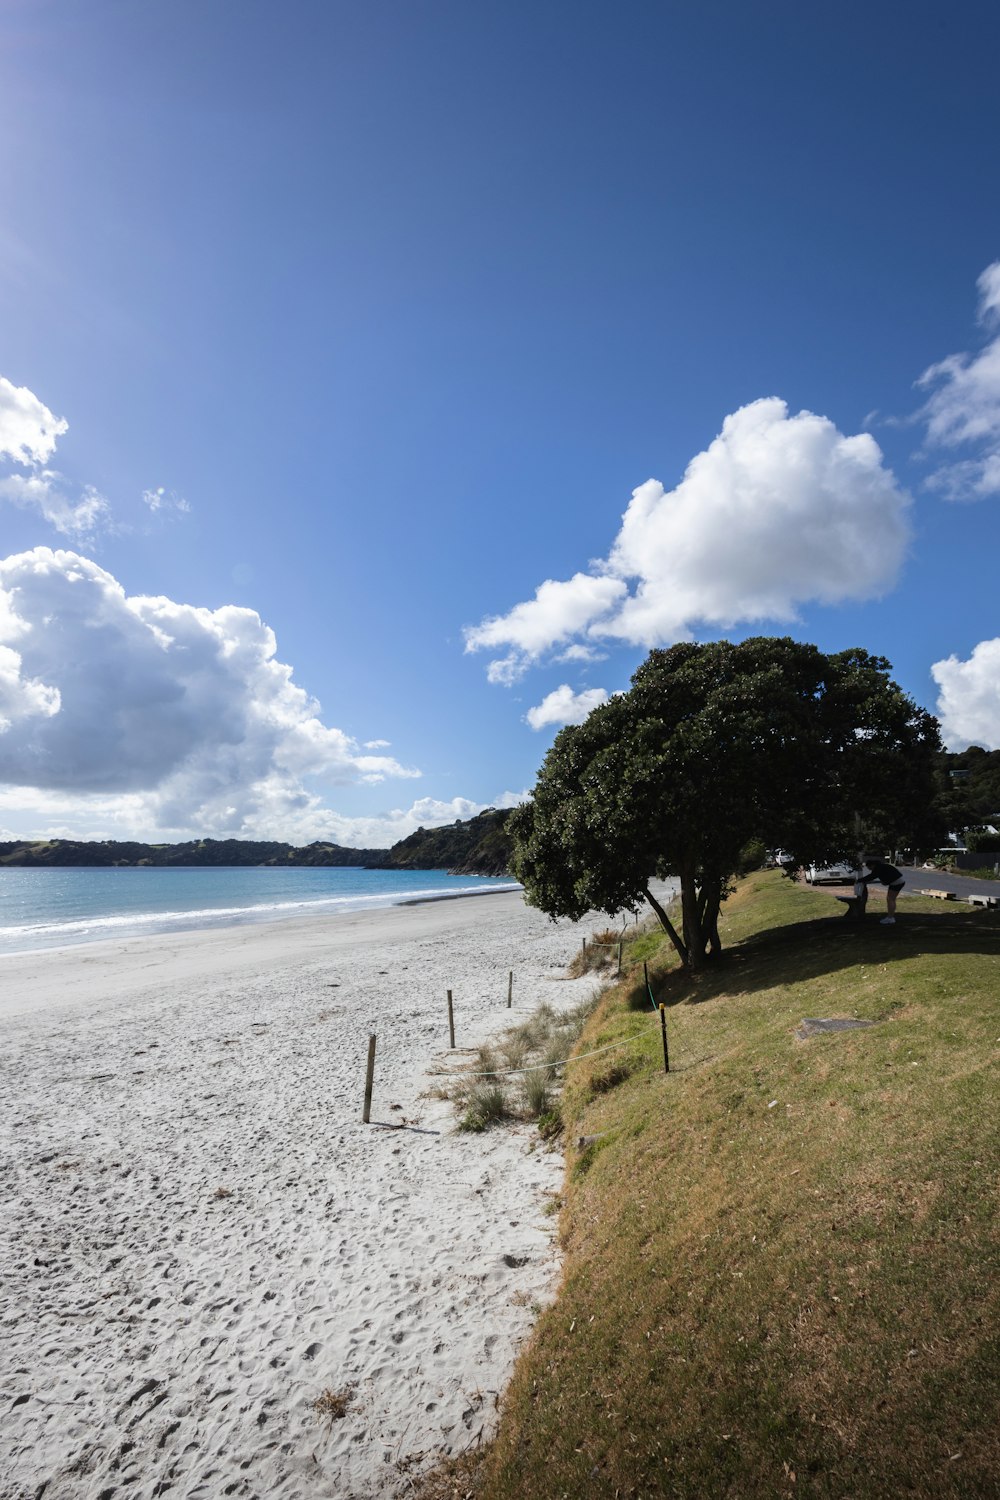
[461,1081,512,1132]
[567,926,631,977]
[431,871,1000,1498]
[449,991,604,1132]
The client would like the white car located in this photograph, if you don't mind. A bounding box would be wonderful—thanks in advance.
[806,862,858,884]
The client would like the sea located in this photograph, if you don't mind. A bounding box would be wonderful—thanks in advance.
[0,866,522,958]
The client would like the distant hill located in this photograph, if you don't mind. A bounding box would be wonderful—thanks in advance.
[0,808,516,877]
[376,807,514,876]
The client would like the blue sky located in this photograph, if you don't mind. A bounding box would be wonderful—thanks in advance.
[1,0,999,845]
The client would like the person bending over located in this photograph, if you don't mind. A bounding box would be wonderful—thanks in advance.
[857,856,905,925]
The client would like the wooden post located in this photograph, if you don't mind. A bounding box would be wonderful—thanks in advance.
[507,970,513,1009]
[582,937,587,955]
[447,989,455,1049]
[617,941,622,977]
[362,1034,376,1123]
[659,1004,669,1074]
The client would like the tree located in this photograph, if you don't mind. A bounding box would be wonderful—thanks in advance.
[509,638,942,968]
[964,826,1000,854]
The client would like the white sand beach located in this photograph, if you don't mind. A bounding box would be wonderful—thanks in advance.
[0,890,602,1500]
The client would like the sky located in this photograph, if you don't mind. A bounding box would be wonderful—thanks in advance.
[1,0,999,847]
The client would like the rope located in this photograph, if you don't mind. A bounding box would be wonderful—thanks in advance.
[438,1015,664,1080]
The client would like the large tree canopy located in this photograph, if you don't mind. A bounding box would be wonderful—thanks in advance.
[509,638,942,967]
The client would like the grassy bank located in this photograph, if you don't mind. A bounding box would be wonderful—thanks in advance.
[449,872,1000,1498]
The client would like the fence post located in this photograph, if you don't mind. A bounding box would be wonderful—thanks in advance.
[507,970,513,1009]
[617,941,622,977]
[659,1004,670,1074]
[447,989,455,1049]
[362,1034,376,1123]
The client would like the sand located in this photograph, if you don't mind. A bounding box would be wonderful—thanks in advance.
[0,890,605,1500]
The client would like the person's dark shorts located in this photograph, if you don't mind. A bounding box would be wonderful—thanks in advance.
[889,880,904,892]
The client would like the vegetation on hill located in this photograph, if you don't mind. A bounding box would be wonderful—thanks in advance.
[379,808,514,876]
[937,745,1000,836]
[0,837,381,868]
[430,871,1000,1499]
[0,809,515,875]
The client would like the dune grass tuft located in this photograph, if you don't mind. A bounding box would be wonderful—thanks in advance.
[460,1081,511,1132]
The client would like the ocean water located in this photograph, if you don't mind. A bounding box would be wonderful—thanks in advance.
[0,866,521,957]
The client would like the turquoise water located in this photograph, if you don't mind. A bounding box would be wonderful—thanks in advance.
[0,866,521,956]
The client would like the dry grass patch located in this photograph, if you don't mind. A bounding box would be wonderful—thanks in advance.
[567,927,627,977]
[447,991,604,1133]
[312,1384,355,1421]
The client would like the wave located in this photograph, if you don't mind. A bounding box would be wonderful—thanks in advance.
[0,882,523,944]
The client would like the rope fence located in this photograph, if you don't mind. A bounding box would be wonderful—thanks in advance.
[434,1019,664,1081]
[362,927,674,1120]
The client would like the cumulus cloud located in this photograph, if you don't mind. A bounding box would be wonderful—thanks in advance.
[492,787,532,809]
[467,573,627,683]
[313,790,534,848]
[918,261,1000,501]
[465,398,910,671]
[525,684,610,730]
[0,548,420,837]
[931,638,1000,750]
[0,376,67,465]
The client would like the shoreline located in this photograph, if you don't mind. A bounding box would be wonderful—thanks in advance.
[0,877,523,969]
[398,882,521,906]
[0,885,597,1498]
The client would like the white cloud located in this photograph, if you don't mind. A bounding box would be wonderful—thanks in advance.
[977,261,1000,321]
[493,787,532,808]
[466,398,910,669]
[0,374,113,535]
[0,473,111,536]
[555,643,607,664]
[931,638,1000,750]
[142,486,190,517]
[0,548,420,838]
[0,376,67,466]
[304,790,533,848]
[525,684,609,730]
[917,261,1000,501]
[466,573,628,681]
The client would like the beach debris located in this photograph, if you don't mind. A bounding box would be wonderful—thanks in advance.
[313,1384,355,1421]
[795,1017,876,1040]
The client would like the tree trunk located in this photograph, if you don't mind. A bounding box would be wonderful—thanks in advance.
[643,885,687,966]
[679,862,704,970]
[703,875,723,957]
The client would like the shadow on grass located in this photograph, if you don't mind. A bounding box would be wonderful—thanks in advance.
[631,907,1000,1009]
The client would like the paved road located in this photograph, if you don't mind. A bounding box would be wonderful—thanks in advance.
[896,865,1000,902]
[805,865,999,904]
